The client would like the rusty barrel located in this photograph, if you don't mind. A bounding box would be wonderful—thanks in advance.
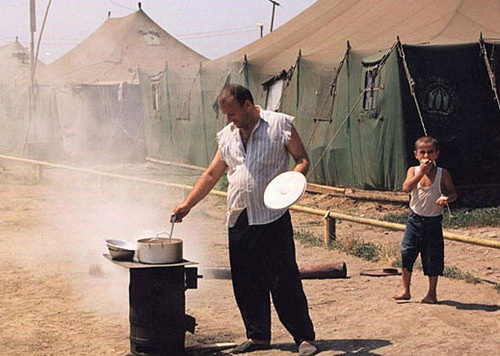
[299,262,347,279]
[129,267,186,356]
[200,262,347,280]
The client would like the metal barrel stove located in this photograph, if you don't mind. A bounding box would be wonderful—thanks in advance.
[104,255,199,356]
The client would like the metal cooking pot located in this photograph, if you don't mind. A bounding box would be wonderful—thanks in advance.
[136,233,183,264]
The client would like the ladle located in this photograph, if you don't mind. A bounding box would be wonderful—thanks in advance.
[169,214,177,240]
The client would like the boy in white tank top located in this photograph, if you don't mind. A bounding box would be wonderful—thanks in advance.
[394,136,457,304]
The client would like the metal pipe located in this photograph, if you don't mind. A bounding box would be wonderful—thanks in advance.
[1,154,498,250]
[200,262,347,280]
[0,154,226,197]
[147,157,411,203]
[146,156,205,171]
[290,204,500,249]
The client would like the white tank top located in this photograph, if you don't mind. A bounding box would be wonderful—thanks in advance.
[409,166,443,217]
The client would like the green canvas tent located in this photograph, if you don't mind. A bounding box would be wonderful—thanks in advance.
[34,7,207,161]
[0,38,49,155]
[141,0,500,190]
[0,38,33,83]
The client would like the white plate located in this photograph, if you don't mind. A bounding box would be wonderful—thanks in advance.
[264,171,307,210]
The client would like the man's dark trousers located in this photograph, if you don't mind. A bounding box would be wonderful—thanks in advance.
[228,209,315,344]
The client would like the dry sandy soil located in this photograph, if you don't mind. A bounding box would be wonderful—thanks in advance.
[1,162,499,356]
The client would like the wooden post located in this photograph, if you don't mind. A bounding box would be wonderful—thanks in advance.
[34,164,43,182]
[24,0,37,155]
[323,211,336,247]
[97,176,102,193]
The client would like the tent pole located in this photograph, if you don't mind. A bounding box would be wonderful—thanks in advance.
[308,41,399,180]
[199,62,209,165]
[296,49,301,110]
[273,51,300,112]
[305,42,351,150]
[307,91,364,178]
[479,34,500,113]
[243,54,249,87]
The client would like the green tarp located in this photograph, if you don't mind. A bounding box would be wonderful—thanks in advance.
[402,43,500,186]
[139,41,500,190]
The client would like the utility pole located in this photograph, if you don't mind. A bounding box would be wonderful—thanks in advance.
[30,0,36,87]
[267,0,280,33]
[25,0,37,154]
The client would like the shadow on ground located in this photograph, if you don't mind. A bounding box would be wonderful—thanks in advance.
[188,338,391,355]
[275,339,391,356]
[439,300,499,312]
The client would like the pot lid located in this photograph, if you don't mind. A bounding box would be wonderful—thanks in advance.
[264,171,307,210]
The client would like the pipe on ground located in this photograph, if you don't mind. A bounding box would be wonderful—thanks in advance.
[200,262,347,280]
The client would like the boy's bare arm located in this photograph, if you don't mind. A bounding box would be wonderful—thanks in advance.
[402,167,423,193]
[402,159,434,193]
[441,169,457,202]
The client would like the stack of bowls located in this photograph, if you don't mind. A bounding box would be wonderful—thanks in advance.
[106,239,137,261]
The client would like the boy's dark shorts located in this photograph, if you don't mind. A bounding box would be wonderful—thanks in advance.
[401,210,444,276]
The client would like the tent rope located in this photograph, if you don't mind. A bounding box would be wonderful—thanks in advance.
[479,36,500,113]
[307,41,398,178]
[307,91,364,178]
[274,51,301,111]
[305,43,351,150]
[396,38,428,136]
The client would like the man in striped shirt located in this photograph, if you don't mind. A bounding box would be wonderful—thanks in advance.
[173,84,317,356]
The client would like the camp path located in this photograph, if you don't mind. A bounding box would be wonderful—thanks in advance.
[0,164,499,356]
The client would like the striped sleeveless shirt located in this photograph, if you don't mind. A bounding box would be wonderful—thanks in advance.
[216,106,293,227]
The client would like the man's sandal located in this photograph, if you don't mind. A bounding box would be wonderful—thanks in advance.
[299,341,318,356]
[232,340,270,354]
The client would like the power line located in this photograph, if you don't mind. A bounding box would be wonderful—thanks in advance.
[178,27,263,40]
[176,25,259,38]
[1,24,265,45]
[108,0,135,11]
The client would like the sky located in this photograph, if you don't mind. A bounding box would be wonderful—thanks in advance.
[1,0,316,64]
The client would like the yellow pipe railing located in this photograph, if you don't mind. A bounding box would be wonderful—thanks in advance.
[290,205,500,249]
[1,154,499,250]
[0,154,226,197]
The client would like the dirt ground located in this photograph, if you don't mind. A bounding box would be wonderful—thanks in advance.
[0,163,499,356]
